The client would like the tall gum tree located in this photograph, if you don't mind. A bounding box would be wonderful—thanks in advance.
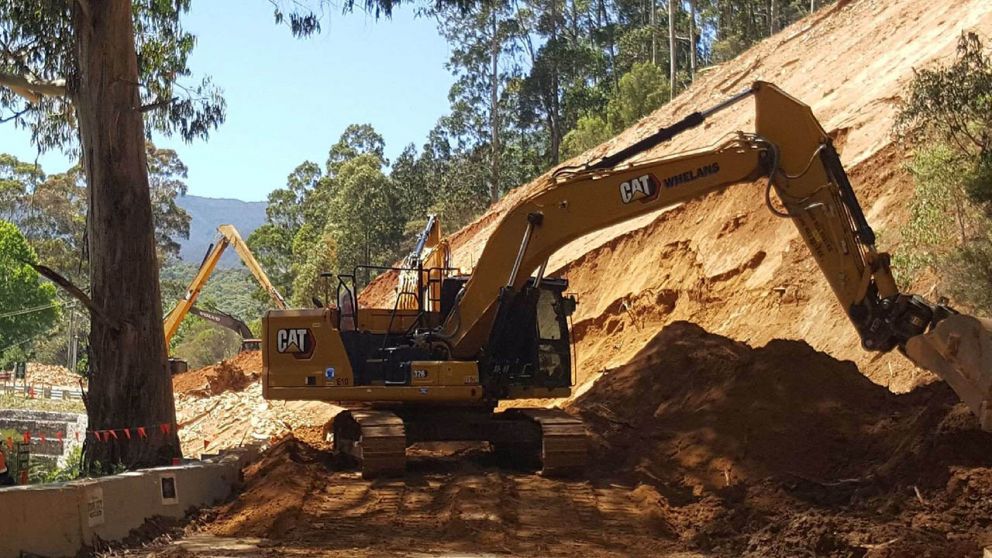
[0,0,224,470]
[1,0,463,471]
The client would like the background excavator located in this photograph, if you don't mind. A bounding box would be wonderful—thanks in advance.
[262,82,992,478]
[165,224,286,373]
[187,305,261,352]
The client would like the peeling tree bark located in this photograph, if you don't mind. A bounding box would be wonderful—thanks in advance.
[71,0,180,470]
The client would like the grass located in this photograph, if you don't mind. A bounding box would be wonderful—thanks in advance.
[0,394,85,414]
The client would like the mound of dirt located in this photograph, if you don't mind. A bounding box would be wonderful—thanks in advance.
[21,363,86,388]
[206,434,331,539]
[570,321,992,555]
[172,350,262,396]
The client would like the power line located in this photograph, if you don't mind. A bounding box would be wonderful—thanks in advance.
[0,326,57,353]
[0,302,59,320]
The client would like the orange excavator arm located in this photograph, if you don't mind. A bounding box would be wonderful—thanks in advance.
[435,81,992,428]
[163,224,286,345]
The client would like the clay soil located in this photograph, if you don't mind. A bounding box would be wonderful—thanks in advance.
[132,322,992,558]
[172,351,262,396]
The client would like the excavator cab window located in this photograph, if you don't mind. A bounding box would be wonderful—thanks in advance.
[534,283,572,386]
[481,278,573,395]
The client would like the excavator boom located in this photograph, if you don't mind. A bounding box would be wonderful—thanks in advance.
[164,224,286,345]
[437,81,991,428]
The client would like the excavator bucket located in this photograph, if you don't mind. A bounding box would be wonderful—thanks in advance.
[905,315,992,431]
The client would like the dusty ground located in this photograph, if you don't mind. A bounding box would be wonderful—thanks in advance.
[172,351,338,459]
[126,323,992,558]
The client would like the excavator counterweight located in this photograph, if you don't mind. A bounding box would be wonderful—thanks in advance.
[262,82,992,478]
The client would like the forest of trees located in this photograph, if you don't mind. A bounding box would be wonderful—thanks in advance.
[249,0,824,306]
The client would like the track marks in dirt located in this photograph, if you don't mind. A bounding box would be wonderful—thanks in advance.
[207,439,677,556]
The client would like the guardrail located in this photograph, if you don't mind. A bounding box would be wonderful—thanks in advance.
[0,381,85,401]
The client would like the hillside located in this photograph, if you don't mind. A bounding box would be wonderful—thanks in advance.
[365,0,992,396]
[176,194,266,267]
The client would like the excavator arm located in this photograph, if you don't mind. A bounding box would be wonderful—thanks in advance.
[188,305,254,339]
[163,224,287,345]
[440,81,992,428]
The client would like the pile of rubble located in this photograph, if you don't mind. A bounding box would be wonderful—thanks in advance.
[173,352,337,459]
[22,363,86,388]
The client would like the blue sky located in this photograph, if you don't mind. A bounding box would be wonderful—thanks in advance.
[0,1,453,202]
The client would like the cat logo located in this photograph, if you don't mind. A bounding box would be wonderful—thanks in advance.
[619,174,659,204]
[276,328,314,359]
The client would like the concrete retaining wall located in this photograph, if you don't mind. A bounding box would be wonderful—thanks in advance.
[0,409,87,466]
[0,446,259,558]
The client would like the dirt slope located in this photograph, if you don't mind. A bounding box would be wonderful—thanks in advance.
[364,0,992,393]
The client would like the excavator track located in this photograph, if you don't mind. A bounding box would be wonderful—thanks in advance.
[505,408,588,476]
[333,409,406,479]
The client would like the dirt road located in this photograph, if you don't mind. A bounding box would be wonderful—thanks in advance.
[129,439,692,557]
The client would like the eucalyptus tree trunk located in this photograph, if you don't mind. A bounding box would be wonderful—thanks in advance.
[668,0,677,99]
[72,0,180,470]
[650,0,657,65]
[689,0,697,79]
[489,5,501,204]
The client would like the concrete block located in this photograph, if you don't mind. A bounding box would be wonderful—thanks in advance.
[0,482,83,558]
[0,447,252,557]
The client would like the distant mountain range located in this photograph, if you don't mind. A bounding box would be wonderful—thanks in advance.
[175,195,267,268]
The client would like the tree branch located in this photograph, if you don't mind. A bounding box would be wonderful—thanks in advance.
[0,105,31,124]
[27,262,118,331]
[0,72,67,103]
[138,96,177,113]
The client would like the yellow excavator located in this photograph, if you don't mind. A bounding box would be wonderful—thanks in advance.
[165,224,286,373]
[261,82,992,478]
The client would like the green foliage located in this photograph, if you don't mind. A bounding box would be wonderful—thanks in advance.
[893,33,992,315]
[0,221,59,364]
[895,32,992,206]
[29,446,83,485]
[329,154,405,274]
[0,150,192,369]
[0,1,225,153]
[171,318,242,369]
[160,262,271,336]
[561,114,612,159]
[607,61,670,129]
[561,62,670,158]
[147,143,192,262]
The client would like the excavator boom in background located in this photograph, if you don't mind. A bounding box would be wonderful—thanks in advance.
[262,82,992,478]
[188,305,262,352]
[165,224,286,373]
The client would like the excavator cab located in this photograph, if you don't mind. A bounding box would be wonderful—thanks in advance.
[472,278,576,397]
